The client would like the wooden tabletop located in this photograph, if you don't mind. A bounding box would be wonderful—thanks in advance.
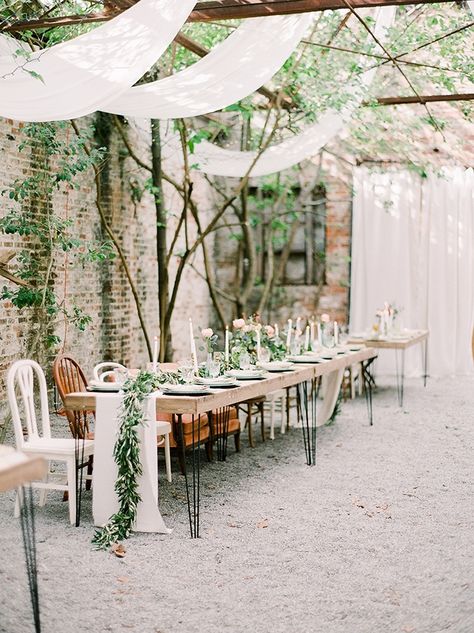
[64,347,376,416]
[348,330,428,350]
[0,445,47,493]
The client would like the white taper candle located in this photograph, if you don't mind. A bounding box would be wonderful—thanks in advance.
[152,336,158,372]
[286,319,292,351]
[225,325,229,363]
[189,318,198,372]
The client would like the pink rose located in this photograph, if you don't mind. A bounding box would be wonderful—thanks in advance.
[265,325,275,337]
[201,328,213,338]
[320,313,330,323]
[233,318,246,329]
[243,325,252,333]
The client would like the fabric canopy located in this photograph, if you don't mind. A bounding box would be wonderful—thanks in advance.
[162,7,395,178]
[0,0,197,122]
[105,14,312,119]
[350,166,474,377]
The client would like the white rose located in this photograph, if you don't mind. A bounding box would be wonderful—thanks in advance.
[320,313,330,323]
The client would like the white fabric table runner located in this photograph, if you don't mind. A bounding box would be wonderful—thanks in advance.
[93,393,170,534]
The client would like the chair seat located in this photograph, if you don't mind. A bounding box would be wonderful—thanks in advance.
[156,420,172,434]
[158,412,209,435]
[168,424,211,449]
[23,437,94,458]
[212,415,241,436]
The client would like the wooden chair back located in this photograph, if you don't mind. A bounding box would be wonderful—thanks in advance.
[52,354,92,439]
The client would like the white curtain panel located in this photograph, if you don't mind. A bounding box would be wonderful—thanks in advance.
[165,7,396,177]
[350,166,474,377]
[0,0,197,122]
[105,14,312,119]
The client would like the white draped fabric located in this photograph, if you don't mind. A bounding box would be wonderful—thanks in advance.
[165,7,396,177]
[350,167,474,377]
[105,14,312,119]
[93,393,170,533]
[0,0,197,122]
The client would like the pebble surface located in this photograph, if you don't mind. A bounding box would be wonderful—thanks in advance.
[0,376,473,633]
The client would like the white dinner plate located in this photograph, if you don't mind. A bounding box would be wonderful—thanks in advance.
[161,384,212,396]
[226,369,266,380]
[257,361,294,372]
[87,381,121,392]
[195,377,239,388]
[287,356,323,364]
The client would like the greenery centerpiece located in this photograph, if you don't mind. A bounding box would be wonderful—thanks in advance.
[92,368,183,550]
[229,316,286,368]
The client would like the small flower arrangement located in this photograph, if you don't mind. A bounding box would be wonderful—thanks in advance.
[200,327,218,354]
[375,302,399,335]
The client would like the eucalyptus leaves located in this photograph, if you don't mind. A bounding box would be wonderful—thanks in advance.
[92,370,181,550]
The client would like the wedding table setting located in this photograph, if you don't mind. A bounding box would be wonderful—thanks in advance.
[348,302,429,407]
[64,314,378,540]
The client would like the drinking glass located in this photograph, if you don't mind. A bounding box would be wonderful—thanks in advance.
[339,324,348,346]
[259,347,271,363]
[179,359,195,384]
[208,358,221,378]
[239,351,251,370]
[290,339,302,356]
[310,340,322,354]
[113,368,128,385]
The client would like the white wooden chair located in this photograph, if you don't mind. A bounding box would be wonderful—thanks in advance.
[266,390,286,440]
[92,362,172,482]
[7,359,94,525]
[92,361,128,382]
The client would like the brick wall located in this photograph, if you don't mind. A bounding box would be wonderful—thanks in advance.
[0,116,214,431]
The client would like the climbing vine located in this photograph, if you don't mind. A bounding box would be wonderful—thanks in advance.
[0,120,114,347]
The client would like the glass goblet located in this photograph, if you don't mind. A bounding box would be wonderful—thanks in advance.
[239,351,251,370]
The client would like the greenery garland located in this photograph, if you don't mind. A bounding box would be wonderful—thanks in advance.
[92,369,183,550]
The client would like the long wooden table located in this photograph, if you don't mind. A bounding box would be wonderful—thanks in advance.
[65,346,377,538]
[348,330,428,407]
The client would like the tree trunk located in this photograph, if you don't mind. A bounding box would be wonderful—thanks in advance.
[151,120,172,361]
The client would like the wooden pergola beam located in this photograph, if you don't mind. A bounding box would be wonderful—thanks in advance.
[365,92,474,105]
[2,0,454,33]
[189,0,452,22]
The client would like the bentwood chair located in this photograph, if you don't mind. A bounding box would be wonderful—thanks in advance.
[7,360,94,525]
[92,361,172,482]
[53,354,93,440]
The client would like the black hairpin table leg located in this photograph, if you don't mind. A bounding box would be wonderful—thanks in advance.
[361,358,376,426]
[74,435,86,527]
[422,337,429,387]
[19,485,41,633]
[395,348,406,407]
[296,379,317,466]
[178,414,202,539]
[214,406,230,462]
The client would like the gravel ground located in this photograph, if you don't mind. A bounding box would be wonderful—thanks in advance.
[1,376,473,633]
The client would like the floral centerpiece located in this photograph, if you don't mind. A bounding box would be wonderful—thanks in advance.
[375,302,399,336]
[229,316,286,368]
